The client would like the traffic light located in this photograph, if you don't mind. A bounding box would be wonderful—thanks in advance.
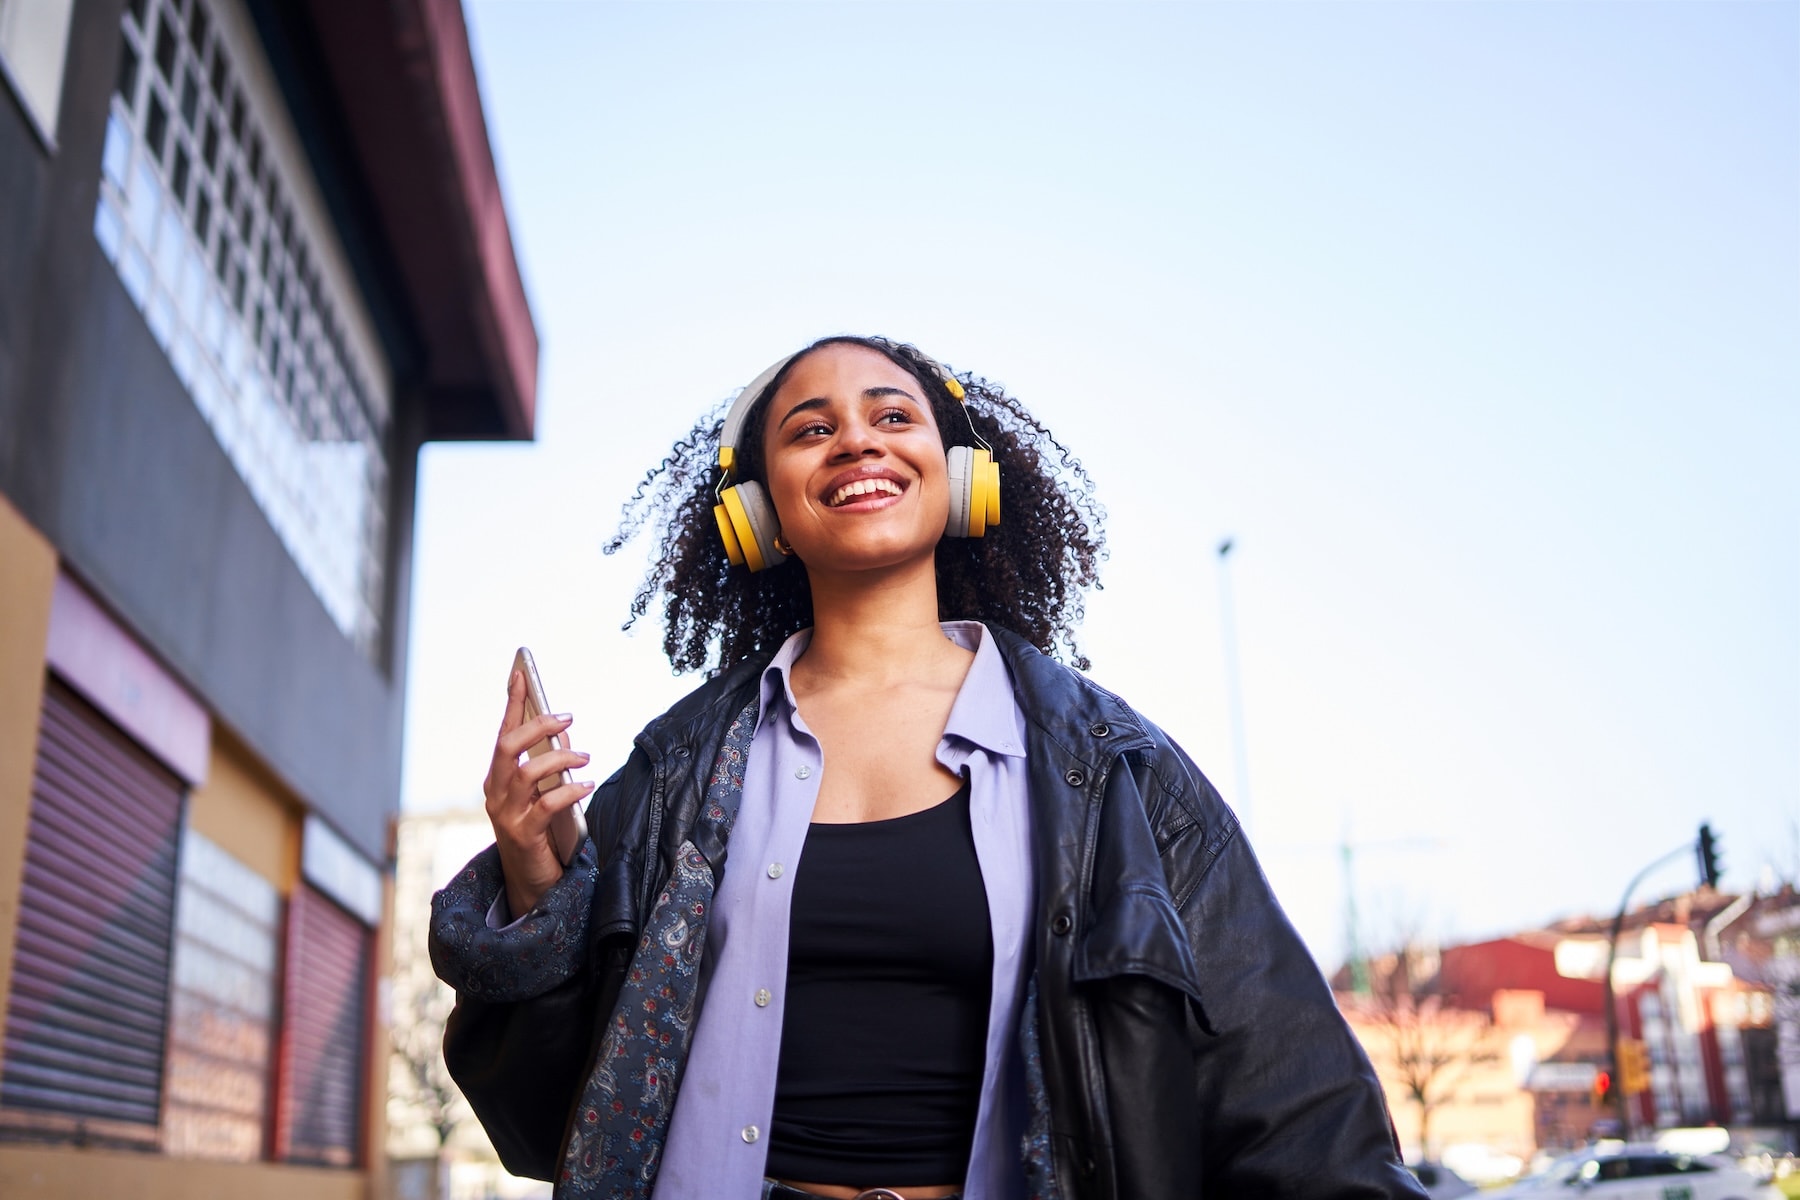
[1618,1039,1651,1095]
[1697,823,1722,889]
[1592,1069,1612,1108]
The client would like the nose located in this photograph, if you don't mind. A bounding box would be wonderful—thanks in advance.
[829,418,882,460]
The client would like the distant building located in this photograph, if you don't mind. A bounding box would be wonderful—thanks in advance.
[1338,888,1798,1164]
[1338,944,1595,1166]
[0,0,535,1195]
[1534,888,1788,1137]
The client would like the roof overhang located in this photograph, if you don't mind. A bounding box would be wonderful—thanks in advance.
[288,0,539,442]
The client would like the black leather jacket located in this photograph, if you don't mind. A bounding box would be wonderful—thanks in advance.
[440,627,1426,1198]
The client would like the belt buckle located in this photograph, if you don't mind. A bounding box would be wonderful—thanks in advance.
[851,1192,909,1200]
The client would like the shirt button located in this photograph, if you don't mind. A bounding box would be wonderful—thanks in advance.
[767,862,784,880]
[741,1125,760,1143]
[755,988,771,1007]
[795,764,811,780]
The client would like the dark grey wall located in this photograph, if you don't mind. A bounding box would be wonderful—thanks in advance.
[0,0,420,865]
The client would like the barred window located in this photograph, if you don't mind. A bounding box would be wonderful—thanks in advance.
[94,0,392,657]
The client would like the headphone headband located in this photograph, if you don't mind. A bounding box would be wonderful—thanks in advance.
[717,353,797,475]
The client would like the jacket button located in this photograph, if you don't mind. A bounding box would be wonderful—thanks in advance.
[1089,722,1110,737]
[1064,768,1085,787]
[675,745,691,758]
[1051,912,1073,936]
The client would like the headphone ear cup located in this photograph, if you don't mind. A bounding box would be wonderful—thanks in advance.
[714,500,747,567]
[985,458,1001,528]
[944,445,974,538]
[967,449,991,538]
[718,481,788,571]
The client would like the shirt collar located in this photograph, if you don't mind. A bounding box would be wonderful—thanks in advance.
[940,621,1028,758]
[757,627,812,725]
[756,621,1027,759]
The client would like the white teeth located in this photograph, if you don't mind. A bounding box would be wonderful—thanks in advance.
[828,478,903,506]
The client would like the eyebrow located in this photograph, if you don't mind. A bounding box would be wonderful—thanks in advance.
[775,386,920,429]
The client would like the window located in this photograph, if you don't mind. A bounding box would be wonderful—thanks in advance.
[93,0,392,657]
[160,829,280,1160]
[0,0,76,145]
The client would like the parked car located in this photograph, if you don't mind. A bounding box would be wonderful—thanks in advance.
[1488,1144,1782,1199]
[1405,1160,1479,1198]
[1441,1142,1526,1185]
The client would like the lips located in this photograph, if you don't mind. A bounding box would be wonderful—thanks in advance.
[821,467,908,508]
[826,477,903,506]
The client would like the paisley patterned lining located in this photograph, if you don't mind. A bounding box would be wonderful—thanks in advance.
[556,699,756,1199]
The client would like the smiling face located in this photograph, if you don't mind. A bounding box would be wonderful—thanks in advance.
[757,342,951,576]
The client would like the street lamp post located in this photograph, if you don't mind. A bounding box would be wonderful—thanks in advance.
[1216,538,1252,835]
[1601,832,1715,1139]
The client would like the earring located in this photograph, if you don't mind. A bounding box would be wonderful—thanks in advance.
[772,533,793,557]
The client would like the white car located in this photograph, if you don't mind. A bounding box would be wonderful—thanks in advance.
[1489,1146,1782,1200]
[1404,1160,1479,1198]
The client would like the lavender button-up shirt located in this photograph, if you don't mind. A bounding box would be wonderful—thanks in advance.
[652,621,1034,1200]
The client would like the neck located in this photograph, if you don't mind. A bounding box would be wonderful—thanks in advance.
[796,556,960,685]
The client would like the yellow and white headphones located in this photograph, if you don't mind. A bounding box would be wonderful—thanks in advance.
[712,346,1002,571]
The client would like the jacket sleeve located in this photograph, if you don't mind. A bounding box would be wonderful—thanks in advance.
[429,839,601,1180]
[1110,731,1426,1199]
[430,751,650,1181]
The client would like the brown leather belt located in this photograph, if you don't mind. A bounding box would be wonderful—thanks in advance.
[763,1184,962,1200]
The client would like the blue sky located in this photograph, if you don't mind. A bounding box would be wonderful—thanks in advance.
[401,1,1799,968]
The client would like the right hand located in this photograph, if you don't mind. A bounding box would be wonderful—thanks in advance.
[484,670,596,919]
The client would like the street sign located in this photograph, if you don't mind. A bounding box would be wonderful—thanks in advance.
[1527,1062,1599,1092]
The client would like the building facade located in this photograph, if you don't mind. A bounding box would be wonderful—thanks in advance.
[1340,892,1799,1170]
[0,0,536,1195]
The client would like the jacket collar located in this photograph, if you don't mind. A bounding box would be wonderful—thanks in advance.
[633,654,764,763]
[987,626,1154,765]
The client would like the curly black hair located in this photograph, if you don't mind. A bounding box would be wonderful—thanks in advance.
[604,336,1106,675]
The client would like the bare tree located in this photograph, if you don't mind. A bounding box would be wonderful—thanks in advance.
[1349,941,1502,1160]
[388,964,469,1150]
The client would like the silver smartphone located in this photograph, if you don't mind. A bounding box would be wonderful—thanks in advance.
[512,646,587,866]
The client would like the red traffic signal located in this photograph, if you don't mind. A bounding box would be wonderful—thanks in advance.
[1592,1069,1612,1105]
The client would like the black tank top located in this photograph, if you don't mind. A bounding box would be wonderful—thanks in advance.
[764,782,994,1186]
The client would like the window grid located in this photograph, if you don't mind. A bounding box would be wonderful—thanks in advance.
[161,829,280,1161]
[95,0,388,655]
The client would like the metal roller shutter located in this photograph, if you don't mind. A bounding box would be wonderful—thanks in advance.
[0,677,184,1144]
[273,884,369,1167]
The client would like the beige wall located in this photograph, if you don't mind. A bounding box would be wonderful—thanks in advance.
[0,1145,367,1199]
[1343,991,1585,1163]
[186,728,302,894]
[0,496,56,1054]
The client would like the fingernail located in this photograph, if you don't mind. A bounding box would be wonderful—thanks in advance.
[576,752,591,762]
[581,780,597,790]
[554,712,573,722]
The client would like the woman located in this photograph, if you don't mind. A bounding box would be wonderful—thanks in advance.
[431,336,1425,1200]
